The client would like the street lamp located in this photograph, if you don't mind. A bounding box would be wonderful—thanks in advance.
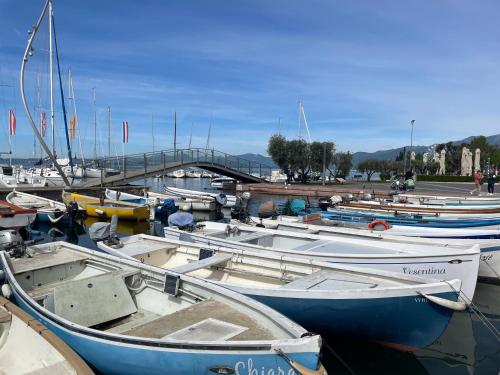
[409,120,415,170]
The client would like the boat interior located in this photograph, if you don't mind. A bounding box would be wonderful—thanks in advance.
[9,244,284,342]
[116,236,412,291]
[200,227,401,255]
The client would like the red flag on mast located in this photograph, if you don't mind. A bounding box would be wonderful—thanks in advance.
[41,112,46,137]
[8,109,16,136]
[70,115,76,140]
[122,121,129,144]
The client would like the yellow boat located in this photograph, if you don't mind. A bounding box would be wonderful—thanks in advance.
[62,192,150,221]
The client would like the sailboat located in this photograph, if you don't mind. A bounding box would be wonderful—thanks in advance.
[20,0,83,187]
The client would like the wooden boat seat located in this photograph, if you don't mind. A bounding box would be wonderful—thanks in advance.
[283,270,379,290]
[171,254,232,274]
[230,231,269,243]
[12,250,89,274]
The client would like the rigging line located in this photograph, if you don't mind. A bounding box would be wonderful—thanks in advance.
[52,13,73,170]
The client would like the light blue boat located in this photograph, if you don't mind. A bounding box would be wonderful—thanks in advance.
[321,210,500,229]
[98,234,466,350]
[0,242,324,375]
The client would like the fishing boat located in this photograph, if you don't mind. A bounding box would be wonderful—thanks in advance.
[0,201,37,229]
[7,190,69,224]
[165,186,237,207]
[338,200,500,214]
[245,216,500,281]
[0,242,324,375]
[323,209,500,228]
[164,222,481,302]
[98,234,465,349]
[62,192,150,221]
[105,188,218,212]
[211,177,238,188]
[0,296,94,375]
[397,193,500,206]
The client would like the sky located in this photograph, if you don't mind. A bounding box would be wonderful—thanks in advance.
[1,0,500,159]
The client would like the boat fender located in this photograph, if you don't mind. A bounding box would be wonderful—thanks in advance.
[418,292,467,311]
[1,284,11,299]
[274,348,327,375]
[367,220,391,231]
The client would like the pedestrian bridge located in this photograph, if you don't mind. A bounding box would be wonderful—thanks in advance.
[80,148,273,187]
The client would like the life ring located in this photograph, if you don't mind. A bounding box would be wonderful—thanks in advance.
[368,219,391,231]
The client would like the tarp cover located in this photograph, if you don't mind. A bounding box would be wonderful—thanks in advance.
[168,212,195,229]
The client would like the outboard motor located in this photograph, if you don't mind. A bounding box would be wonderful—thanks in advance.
[290,199,306,215]
[168,212,195,231]
[231,192,251,221]
[88,215,122,247]
[215,194,228,207]
[318,197,332,211]
[66,202,81,222]
[159,198,178,223]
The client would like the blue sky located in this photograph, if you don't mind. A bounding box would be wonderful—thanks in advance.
[1,0,500,158]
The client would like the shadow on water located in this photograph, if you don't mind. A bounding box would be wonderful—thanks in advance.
[28,177,500,374]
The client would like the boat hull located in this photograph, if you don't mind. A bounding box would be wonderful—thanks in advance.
[10,289,320,375]
[244,291,457,349]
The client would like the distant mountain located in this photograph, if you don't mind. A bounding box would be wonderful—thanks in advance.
[236,153,276,167]
[352,133,500,166]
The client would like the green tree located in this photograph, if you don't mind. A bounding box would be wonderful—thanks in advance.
[286,139,312,183]
[357,159,380,181]
[332,152,353,178]
[377,160,394,181]
[310,141,335,173]
[267,134,288,170]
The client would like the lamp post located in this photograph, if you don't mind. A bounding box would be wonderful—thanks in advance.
[409,120,415,170]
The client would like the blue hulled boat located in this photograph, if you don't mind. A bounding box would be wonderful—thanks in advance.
[0,242,324,375]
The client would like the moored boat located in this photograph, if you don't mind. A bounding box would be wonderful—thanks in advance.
[0,296,94,375]
[244,216,500,281]
[165,186,237,207]
[62,192,150,221]
[164,221,481,302]
[98,234,466,349]
[0,201,37,229]
[7,190,69,224]
[0,242,325,375]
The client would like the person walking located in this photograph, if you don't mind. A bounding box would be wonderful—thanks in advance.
[470,170,483,195]
[487,172,497,195]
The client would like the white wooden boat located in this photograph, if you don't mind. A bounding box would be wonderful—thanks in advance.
[165,186,237,207]
[338,199,500,213]
[0,201,37,229]
[185,169,202,178]
[7,190,68,224]
[0,242,324,375]
[98,234,465,349]
[0,296,94,375]
[0,166,47,188]
[397,193,500,206]
[164,221,481,302]
[245,216,500,281]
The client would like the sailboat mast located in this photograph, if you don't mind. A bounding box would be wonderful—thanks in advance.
[188,122,193,148]
[92,87,96,160]
[206,116,212,150]
[107,106,111,159]
[48,0,55,156]
[151,114,154,153]
[173,112,177,154]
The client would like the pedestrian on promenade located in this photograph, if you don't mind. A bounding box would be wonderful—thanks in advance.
[470,170,483,195]
[487,172,497,195]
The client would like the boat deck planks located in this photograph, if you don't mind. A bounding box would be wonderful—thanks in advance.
[123,298,276,341]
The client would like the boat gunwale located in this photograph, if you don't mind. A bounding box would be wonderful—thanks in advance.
[0,244,315,351]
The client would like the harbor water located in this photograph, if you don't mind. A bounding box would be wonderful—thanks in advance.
[29,177,500,374]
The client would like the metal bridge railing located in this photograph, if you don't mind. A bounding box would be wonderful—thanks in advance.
[86,148,273,182]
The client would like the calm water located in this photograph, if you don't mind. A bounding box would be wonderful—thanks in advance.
[31,177,500,374]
